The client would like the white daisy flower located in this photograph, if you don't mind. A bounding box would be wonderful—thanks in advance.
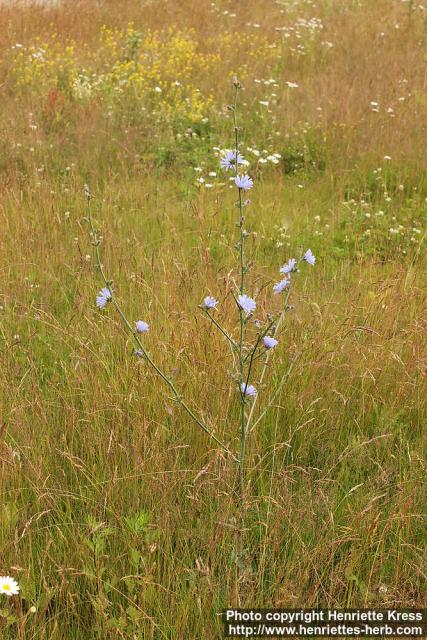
[0,576,20,597]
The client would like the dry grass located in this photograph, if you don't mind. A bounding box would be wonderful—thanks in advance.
[0,0,426,638]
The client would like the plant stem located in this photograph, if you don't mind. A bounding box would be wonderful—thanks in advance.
[243,317,276,391]
[232,84,247,499]
[86,196,239,463]
[245,264,301,434]
[202,309,238,351]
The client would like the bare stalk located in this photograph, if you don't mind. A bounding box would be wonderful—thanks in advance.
[232,83,248,499]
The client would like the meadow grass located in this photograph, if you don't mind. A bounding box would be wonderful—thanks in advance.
[0,0,426,637]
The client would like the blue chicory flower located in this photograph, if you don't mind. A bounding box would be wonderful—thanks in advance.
[96,287,112,309]
[263,336,278,349]
[135,320,149,333]
[273,278,289,294]
[280,258,297,275]
[241,383,257,397]
[304,249,316,265]
[235,174,253,190]
[220,150,244,171]
[203,296,219,310]
[238,294,256,315]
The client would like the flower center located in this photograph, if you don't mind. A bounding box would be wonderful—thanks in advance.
[2,584,11,591]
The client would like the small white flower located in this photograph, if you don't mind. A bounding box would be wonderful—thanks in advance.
[0,576,19,597]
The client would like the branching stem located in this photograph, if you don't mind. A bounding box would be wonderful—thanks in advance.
[86,196,239,463]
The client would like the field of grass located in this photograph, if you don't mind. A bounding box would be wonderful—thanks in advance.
[0,0,426,637]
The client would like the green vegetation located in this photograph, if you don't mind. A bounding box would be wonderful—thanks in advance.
[0,0,425,637]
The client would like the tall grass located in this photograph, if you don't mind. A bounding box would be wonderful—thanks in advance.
[0,0,425,637]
